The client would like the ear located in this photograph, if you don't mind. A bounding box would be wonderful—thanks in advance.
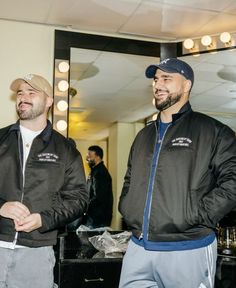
[46,96,54,108]
[184,79,192,93]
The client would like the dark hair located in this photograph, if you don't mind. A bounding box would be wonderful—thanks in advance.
[88,145,103,159]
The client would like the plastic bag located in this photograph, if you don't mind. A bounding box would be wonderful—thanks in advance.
[76,224,113,232]
[88,230,131,258]
[75,225,113,259]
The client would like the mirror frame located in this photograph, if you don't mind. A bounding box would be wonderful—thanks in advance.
[53,29,183,136]
[54,29,163,61]
[53,29,236,136]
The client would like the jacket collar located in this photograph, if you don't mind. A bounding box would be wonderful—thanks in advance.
[91,161,104,171]
[9,120,53,143]
[157,101,192,124]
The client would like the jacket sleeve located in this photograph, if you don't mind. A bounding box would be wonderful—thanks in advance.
[89,169,112,208]
[118,143,134,215]
[198,125,236,228]
[39,148,89,232]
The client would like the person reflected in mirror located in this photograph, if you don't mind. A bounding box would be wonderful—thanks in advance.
[83,145,113,229]
[0,74,88,288]
[118,58,236,288]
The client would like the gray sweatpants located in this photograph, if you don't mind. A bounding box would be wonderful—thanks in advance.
[119,239,217,288]
[0,246,55,288]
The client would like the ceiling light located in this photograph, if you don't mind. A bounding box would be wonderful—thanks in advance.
[183,38,194,50]
[69,87,77,97]
[57,100,68,112]
[217,66,236,82]
[201,35,212,47]
[220,32,231,44]
[58,61,70,73]
[58,80,69,92]
[56,120,67,131]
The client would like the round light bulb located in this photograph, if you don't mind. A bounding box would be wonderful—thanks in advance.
[58,61,70,73]
[183,38,194,50]
[201,35,212,47]
[56,120,67,131]
[220,32,231,44]
[58,80,69,92]
[57,100,68,112]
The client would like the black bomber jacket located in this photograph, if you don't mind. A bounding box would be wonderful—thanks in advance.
[0,121,88,247]
[119,102,236,242]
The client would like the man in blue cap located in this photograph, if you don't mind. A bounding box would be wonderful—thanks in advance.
[118,58,236,288]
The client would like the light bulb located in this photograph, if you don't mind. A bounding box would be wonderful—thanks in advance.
[183,38,194,50]
[201,35,212,47]
[220,32,231,44]
[57,100,68,112]
[56,120,67,131]
[58,61,70,73]
[58,80,69,92]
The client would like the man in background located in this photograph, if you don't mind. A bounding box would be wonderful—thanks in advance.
[84,145,113,228]
[0,74,88,288]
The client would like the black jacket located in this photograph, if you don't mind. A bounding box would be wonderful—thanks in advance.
[87,161,113,227]
[0,121,88,247]
[119,102,236,242]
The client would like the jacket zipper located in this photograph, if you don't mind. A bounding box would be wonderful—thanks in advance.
[13,132,25,248]
[141,122,159,241]
[143,121,171,242]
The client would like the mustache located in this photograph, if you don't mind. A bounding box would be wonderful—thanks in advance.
[155,88,169,93]
[18,101,33,107]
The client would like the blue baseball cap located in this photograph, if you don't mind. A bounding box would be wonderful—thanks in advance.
[145,58,194,85]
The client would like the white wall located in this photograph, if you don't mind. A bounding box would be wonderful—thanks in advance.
[0,19,55,127]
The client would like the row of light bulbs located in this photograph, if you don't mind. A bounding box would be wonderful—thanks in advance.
[55,61,70,132]
[183,32,233,50]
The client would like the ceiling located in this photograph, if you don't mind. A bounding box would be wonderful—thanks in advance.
[1,0,236,139]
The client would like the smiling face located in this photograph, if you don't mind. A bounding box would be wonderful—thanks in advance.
[152,69,191,112]
[16,82,53,121]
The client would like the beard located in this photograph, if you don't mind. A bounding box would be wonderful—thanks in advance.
[16,101,45,120]
[88,160,96,168]
[155,91,182,111]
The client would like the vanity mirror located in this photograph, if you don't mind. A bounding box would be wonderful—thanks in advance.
[53,30,236,140]
[53,29,162,140]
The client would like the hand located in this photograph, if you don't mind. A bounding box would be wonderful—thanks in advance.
[14,213,42,232]
[0,201,30,222]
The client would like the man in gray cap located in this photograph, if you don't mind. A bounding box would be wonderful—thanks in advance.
[119,58,236,288]
[0,74,88,288]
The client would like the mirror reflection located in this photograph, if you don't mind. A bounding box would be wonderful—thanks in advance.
[69,48,159,141]
[69,48,236,143]
[179,50,236,131]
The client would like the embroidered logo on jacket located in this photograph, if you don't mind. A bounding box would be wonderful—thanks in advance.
[37,153,59,162]
[171,137,192,147]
